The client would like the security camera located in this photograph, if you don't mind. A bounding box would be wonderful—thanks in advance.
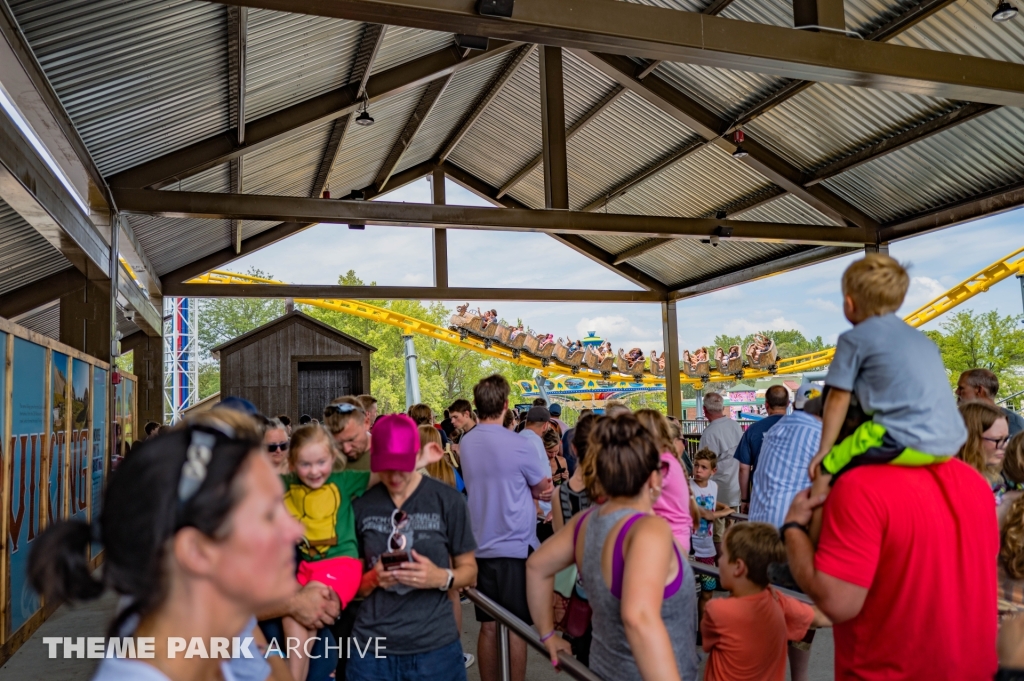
[710,235,720,247]
[125,310,136,322]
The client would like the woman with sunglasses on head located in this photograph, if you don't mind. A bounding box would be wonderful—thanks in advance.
[350,414,478,681]
[959,400,1011,503]
[264,417,292,474]
[525,413,699,681]
[28,409,304,681]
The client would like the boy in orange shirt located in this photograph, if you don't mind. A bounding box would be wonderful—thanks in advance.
[701,523,830,681]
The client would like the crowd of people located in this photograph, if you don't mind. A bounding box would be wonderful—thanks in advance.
[24,253,1024,681]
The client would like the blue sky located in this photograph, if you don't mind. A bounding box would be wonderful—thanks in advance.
[231,177,1024,354]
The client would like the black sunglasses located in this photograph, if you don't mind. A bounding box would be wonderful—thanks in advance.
[324,403,358,416]
[389,509,410,551]
[266,441,289,453]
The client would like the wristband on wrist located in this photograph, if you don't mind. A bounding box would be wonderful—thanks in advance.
[539,630,557,643]
[779,521,809,543]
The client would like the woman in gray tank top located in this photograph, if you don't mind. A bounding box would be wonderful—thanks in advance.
[525,414,699,681]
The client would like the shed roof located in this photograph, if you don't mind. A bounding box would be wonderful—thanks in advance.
[210,309,378,356]
[5,0,1023,299]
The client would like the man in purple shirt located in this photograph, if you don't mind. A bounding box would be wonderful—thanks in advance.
[460,375,553,681]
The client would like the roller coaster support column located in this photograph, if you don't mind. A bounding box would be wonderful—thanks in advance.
[403,334,421,410]
[1017,272,1024,319]
[662,301,682,419]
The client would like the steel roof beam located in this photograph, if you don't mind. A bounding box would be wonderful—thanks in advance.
[575,51,880,233]
[496,86,626,199]
[438,44,535,163]
[878,180,1024,243]
[0,267,83,319]
[163,282,665,302]
[541,46,569,211]
[212,0,1024,107]
[312,23,386,199]
[228,5,247,254]
[112,187,872,245]
[106,40,521,190]
[157,160,438,287]
[669,246,855,298]
[373,75,452,192]
[802,103,999,186]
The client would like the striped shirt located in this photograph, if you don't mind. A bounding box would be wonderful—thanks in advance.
[748,411,822,529]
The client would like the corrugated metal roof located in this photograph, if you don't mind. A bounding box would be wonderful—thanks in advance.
[823,105,1024,223]
[370,26,452,75]
[396,48,516,175]
[328,84,429,194]
[511,89,701,210]
[746,83,956,172]
[891,0,1024,63]
[738,193,840,226]
[450,49,619,192]
[11,0,230,176]
[608,144,774,218]
[12,301,59,339]
[245,10,364,123]
[630,237,807,287]
[130,214,233,276]
[0,198,70,296]
[244,120,335,197]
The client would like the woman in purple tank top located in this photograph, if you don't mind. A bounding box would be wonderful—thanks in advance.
[524,413,699,681]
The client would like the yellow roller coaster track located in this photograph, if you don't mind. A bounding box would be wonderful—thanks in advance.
[189,245,1024,387]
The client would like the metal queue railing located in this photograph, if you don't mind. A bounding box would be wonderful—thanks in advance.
[463,588,605,681]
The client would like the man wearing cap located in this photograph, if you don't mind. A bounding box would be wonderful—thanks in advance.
[736,384,791,512]
[460,376,553,681]
[324,396,373,470]
[548,403,569,434]
[698,392,744,552]
[350,414,478,681]
[520,406,557,540]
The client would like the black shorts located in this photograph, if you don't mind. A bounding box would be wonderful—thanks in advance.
[474,556,532,624]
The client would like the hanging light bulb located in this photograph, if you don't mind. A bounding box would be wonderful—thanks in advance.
[731,130,748,158]
[993,1,1018,21]
[355,94,374,126]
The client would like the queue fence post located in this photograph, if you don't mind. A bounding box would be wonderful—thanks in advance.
[498,622,511,681]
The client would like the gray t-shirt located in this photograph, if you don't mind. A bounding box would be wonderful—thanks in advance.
[699,417,744,507]
[1003,407,1024,437]
[352,476,476,655]
[826,314,966,456]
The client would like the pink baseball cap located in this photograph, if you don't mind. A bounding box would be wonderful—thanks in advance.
[370,414,421,472]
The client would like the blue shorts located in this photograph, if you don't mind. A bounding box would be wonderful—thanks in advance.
[346,638,466,681]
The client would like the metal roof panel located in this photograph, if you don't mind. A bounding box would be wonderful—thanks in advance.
[0,198,70,295]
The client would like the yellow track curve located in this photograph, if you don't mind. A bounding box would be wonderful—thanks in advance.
[189,245,1024,387]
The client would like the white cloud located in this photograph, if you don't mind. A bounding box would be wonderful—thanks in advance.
[807,297,840,313]
[722,316,806,337]
[899,276,946,315]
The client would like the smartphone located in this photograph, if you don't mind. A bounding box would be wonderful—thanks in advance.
[380,551,411,571]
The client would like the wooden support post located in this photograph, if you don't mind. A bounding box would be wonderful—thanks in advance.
[662,301,682,419]
[540,46,568,210]
[431,167,449,288]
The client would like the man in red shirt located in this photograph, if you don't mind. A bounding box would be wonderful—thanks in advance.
[782,458,998,680]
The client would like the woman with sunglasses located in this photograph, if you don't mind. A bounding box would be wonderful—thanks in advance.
[264,417,292,474]
[28,409,304,681]
[350,414,478,681]
[959,401,1011,504]
[525,413,699,681]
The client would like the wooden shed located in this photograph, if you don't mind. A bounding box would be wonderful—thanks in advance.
[212,311,375,420]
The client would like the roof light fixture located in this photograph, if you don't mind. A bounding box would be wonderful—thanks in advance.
[731,130,748,159]
[355,94,374,127]
[477,0,514,17]
[993,1,1018,21]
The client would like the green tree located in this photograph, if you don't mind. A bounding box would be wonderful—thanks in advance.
[924,309,1024,395]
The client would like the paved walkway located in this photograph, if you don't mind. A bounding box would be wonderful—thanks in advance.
[2,593,835,680]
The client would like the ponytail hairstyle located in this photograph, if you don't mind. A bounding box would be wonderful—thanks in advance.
[29,411,262,636]
[586,413,660,499]
[634,408,673,454]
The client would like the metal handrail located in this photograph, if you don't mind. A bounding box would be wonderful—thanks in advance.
[463,587,605,681]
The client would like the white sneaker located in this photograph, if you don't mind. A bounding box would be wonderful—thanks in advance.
[464,653,475,669]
